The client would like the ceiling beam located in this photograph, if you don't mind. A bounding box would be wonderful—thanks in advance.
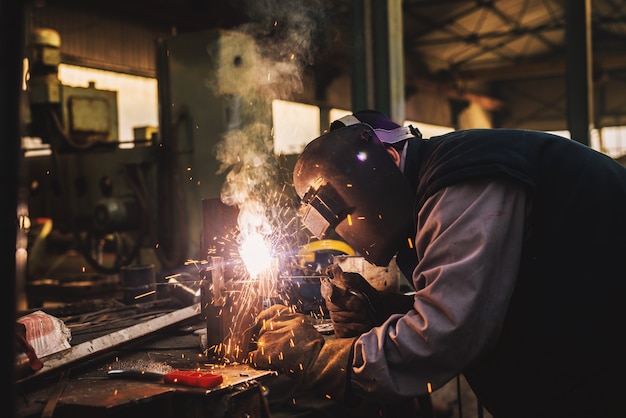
[453,53,626,82]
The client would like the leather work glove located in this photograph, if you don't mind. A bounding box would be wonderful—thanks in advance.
[322,264,415,338]
[250,304,356,401]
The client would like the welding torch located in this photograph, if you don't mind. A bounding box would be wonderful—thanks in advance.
[320,273,386,327]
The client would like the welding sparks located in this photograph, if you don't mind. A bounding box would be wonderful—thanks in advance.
[239,232,273,278]
[206,0,330,361]
[134,290,156,300]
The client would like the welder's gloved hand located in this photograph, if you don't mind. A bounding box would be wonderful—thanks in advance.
[250,304,355,402]
[322,264,415,338]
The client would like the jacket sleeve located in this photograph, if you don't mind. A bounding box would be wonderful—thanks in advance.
[350,177,528,402]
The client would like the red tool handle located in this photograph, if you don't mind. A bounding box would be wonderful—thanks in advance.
[163,370,223,388]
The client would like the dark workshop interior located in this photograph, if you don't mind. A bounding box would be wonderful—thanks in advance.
[4,0,626,417]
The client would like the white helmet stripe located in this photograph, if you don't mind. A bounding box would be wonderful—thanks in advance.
[335,114,362,126]
[373,126,415,144]
[335,114,416,144]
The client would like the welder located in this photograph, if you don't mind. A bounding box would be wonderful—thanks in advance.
[250,110,626,417]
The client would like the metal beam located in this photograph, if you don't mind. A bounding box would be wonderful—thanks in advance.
[455,53,626,83]
[351,0,405,122]
[565,0,594,145]
[351,0,373,111]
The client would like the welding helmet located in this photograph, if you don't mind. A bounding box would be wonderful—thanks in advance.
[293,112,416,266]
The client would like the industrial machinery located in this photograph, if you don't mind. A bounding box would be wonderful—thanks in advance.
[24,27,162,305]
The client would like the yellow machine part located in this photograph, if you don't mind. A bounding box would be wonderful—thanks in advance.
[298,239,355,265]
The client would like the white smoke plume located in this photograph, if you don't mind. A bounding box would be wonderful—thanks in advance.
[238,0,332,99]
[213,0,332,278]
[206,0,333,362]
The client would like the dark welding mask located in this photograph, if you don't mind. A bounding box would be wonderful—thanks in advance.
[293,123,414,266]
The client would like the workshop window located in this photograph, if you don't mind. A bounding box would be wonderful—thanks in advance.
[405,120,453,138]
[57,65,159,144]
[272,100,320,155]
[597,126,626,158]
